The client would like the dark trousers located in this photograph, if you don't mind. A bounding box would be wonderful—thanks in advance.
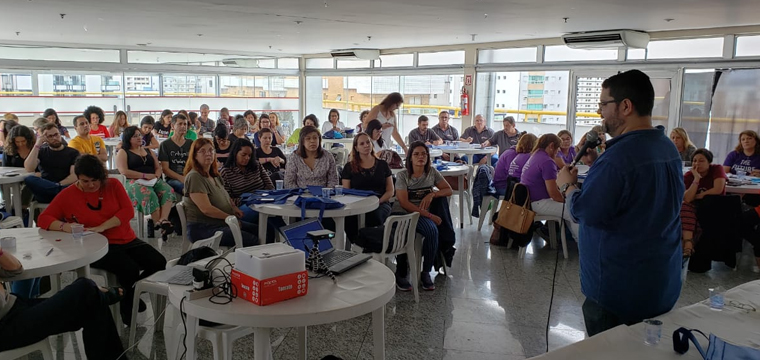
[91,239,167,317]
[24,176,67,204]
[582,298,631,337]
[166,178,184,197]
[346,202,392,243]
[396,197,456,275]
[0,278,125,359]
[741,209,760,257]
[188,220,259,247]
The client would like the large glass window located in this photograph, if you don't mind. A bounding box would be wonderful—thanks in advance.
[162,75,215,97]
[378,54,414,67]
[544,46,617,62]
[478,47,537,64]
[735,35,760,57]
[37,72,122,97]
[475,71,570,136]
[0,72,33,96]
[418,51,465,66]
[647,38,724,59]
[0,46,119,63]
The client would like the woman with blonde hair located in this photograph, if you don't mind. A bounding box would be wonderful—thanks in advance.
[108,110,129,138]
[670,127,696,165]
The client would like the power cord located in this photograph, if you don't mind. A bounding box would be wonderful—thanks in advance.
[115,302,169,360]
[208,259,237,305]
[545,200,565,353]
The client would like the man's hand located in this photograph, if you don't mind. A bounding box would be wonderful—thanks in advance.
[483,140,491,147]
[557,166,578,188]
[35,134,46,147]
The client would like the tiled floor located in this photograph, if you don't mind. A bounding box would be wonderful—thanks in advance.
[28,208,760,360]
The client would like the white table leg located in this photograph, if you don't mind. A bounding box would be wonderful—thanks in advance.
[11,183,23,226]
[165,305,182,360]
[75,265,91,279]
[297,326,307,360]
[258,212,268,245]
[458,175,464,229]
[334,217,346,250]
[372,305,386,360]
[253,327,272,360]
[185,314,198,360]
[1,184,10,214]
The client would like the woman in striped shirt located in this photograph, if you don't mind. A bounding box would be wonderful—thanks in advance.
[219,138,283,243]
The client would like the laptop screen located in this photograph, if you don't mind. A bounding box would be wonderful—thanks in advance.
[279,219,333,258]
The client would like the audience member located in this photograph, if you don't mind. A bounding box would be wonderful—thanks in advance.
[213,124,232,166]
[394,141,456,291]
[342,132,394,243]
[269,112,286,139]
[365,92,408,153]
[366,119,391,153]
[286,114,319,147]
[680,148,727,257]
[355,110,370,133]
[408,115,442,145]
[557,130,576,166]
[521,134,579,240]
[23,123,79,203]
[158,114,192,196]
[255,128,286,182]
[228,116,249,143]
[196,104,216,136]
[254,114,283,147]
[183,138,258,247]
[0,249,125,359]
[218,107,234,129]
[243,110,258,134]
[507,133,538,182]
[117,126,176,240]
[322,109,345,135]
[3,125,34,168]
[284,126,339,188]
[38,154,166,323]
[723,130,760,176]
[139,116,160,150]
[670,127,696,166]
[431,111,460,162]
[108,110,129,138]
[220,138,284,243]
[42,108,70,138]
[84,106,110,138]
[0,119,18,149]
[31,117,48,138]
[169,114,198,141]
[68,115,108,162]
[462,114,497,165]
[154,109,173,138]
[484,116,521,157]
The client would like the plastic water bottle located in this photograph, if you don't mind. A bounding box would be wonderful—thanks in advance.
[737,170,748,180]
[709,287,725,310]
[643,319,662,345]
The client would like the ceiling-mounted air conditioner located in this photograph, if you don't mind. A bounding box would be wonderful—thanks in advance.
[562,30,650,49]
[330,49,380,60]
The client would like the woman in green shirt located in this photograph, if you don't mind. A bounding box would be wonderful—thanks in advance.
[286,114,320,147]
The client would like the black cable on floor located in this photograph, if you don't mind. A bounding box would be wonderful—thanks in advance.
[546,202,565,353]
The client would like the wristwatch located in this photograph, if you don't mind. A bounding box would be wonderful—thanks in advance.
[560,183,575,198]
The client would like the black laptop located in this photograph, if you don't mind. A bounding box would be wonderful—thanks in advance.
[278,219,371,274]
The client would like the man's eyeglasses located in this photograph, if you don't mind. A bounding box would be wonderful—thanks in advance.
[598,100,618,109]
[45,133,61,139]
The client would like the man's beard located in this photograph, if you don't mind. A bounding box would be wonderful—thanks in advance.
[48,140,62,148]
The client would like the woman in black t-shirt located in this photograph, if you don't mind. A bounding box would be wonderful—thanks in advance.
[341,132,394,244]
[213,124,232,166]
[153,109,172,138]
[255,128,286,182]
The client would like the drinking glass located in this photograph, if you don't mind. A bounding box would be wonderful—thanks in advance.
[71,224,84,242]
[275,180,284,190]
[334,185,343,196]
[643,319,662,345]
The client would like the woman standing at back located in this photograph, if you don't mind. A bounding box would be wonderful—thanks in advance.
[365,92,407,153]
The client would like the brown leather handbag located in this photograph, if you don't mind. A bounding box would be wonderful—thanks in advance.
[495,183,535,234]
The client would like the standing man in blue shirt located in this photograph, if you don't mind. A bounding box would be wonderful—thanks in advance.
[556,70,683,336]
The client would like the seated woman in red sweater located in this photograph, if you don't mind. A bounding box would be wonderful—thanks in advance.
[38,154,166,323]
[681,148,727,257]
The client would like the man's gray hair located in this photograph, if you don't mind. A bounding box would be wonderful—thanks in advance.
[200,104,210,111]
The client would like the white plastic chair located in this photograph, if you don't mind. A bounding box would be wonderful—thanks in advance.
[176,201,192,254]
[352,213,421,302]
[128,231,224,349]
[0,338,53,360]
[533,215,568,259]
[225,215,245,248]
[477,194,502,231]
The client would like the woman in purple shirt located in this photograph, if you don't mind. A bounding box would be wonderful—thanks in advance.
[557,130,576,165]
[493,134,537,196]
[520,134,579,240]
[723,130,760,176]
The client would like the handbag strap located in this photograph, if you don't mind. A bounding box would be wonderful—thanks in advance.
[300,198,326,222]
[508,184,531,208]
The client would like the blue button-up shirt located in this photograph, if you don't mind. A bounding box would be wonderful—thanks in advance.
[569,128,684,323]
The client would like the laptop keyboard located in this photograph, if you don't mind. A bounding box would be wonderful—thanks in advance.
[167,268,194,285]
[323,251,355,268]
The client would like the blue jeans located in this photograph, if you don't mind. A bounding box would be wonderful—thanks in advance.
[10,278,40,299]
[582,298,635,336]
[188,220,259,247]
[24,176,67,203]
[166,178,184,196]
[395,197,456,274]
[472,154,498,166]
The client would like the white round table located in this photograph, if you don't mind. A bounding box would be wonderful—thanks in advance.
[321,138,354,147]
[253,195,379,250]
[0,167,33,224]
[0,228,108,281]
[167,258,395,360]
[435,146,498,165]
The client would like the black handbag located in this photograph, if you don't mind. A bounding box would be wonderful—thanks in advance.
[177,246,218,266]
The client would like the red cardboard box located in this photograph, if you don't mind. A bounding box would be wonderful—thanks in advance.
[231,268,308,306]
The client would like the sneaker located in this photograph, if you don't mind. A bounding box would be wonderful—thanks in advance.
[395,277,412,292]
[420,272,435,291]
